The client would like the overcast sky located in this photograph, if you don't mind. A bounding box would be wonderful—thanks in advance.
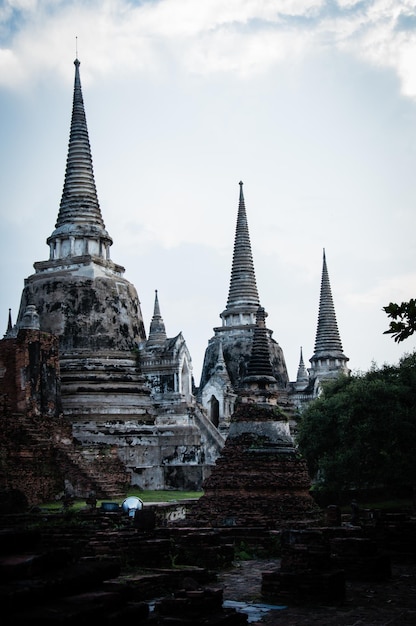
[1,0,416,384]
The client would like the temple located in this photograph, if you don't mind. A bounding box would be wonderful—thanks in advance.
[189,306,322,528]
[0,58,350,506]
[2,59,223,499]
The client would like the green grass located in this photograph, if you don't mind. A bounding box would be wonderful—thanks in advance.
[40,490,203,511]
[126,489,203,503]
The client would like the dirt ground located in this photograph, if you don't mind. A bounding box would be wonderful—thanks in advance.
[217,558,416,625]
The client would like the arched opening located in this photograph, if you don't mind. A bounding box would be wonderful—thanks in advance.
[209,395,220,427]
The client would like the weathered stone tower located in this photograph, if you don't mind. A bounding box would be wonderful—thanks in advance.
[289,249,350,409]
[198,182,290,434]
[309,249,350,382]
[189,306,322,529]
[16,58,153,423]
[8,58,223,495]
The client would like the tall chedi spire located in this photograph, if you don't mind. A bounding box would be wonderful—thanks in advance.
[47,58,112,263]
[221,181,260,326]
[198,182,289,434]
[309,250,350,381]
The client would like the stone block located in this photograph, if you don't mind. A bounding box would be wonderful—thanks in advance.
[262,568,345,605]
[330,553,391,581]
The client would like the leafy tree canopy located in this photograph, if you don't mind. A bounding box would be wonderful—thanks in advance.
[383,299,416,343]
[296,352,416,495]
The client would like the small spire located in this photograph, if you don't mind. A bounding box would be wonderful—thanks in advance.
[147,290,167,346]
[223,181,260,316]
[213,340,232,388]
[153,289,161,317]
[295,347,309,387]
[215,339,226,371]
[7,308,12,333]
[244,307,275,379]
[3,308,17,338]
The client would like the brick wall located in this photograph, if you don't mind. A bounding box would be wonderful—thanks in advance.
[0,329,62,417]
[0,329,65,505]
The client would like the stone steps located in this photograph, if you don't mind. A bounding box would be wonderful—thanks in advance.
[5,413,130,500]
[55,443,129,499]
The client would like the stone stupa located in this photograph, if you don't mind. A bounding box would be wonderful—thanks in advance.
[189,306,322,529]
[15,58,154,422]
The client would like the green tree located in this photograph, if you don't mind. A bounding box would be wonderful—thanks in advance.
[383,299,416,342]
[297,353,416,497]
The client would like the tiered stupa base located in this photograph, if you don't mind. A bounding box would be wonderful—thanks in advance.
[188,404,323,529]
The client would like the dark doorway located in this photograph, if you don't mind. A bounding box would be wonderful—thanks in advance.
[209,395,219,427]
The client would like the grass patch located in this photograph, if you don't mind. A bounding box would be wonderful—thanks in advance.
[127,489,203,503]
[39,490,203,511]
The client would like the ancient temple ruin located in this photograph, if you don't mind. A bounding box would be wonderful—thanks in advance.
[1,58,223,500]
[189,306,322,529]
[0,58,350,506]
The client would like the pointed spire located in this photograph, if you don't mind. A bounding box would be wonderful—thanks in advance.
[56,58,104,229]
[215,339,226,372]
[222,182,260,322]
[244,307,275,380]
[313,250,344,356]
[7,308,12,334]
[47,58,112,259]
[295,347,309,388]
[153,289,161,317]
[309,250,349,380]
[147,290,167,347]
[3,308,17,338]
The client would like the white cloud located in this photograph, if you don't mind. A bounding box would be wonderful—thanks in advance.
[0,0,320,85]
[0,0,415,99]
[184,26,311,76]
[0,0,40,20]
[336,0,362,8]
[126,0,324,37]
[1,0,416,381]
[0,47,24,87]
[325,1,416,99]
[397,39,416,98]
